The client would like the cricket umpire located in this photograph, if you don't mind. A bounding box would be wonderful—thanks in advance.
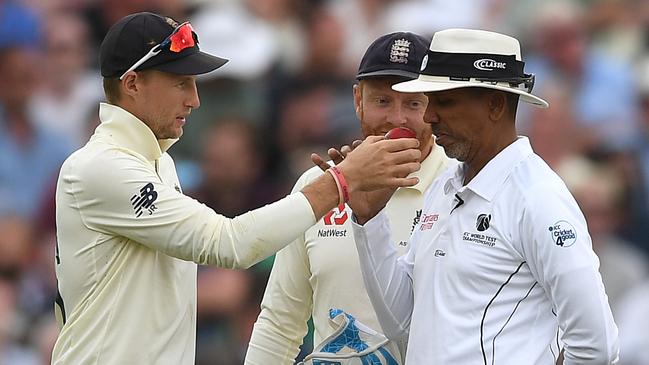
[351,29,619,364]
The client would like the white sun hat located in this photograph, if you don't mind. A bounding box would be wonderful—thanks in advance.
[393,28,549,108]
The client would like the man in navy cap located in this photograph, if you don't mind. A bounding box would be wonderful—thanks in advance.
[52,13,423,364]
[245,32,452,365]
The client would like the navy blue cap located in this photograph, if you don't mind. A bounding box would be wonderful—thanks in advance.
[99,12,227,78]
[356,32,429,81]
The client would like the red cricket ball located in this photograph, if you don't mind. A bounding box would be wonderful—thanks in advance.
[385,127,416,139]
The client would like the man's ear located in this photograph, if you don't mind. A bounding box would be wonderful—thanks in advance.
[121,72,141,99]
[488,91,507,122]
[353,83,363,120]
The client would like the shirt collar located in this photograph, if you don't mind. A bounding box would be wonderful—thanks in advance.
[94,103,178,161]
[443,137,534,201]
[407,143,450,193]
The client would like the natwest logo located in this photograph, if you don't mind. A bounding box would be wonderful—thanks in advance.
[473,58,506,71]
[323,204,348,225]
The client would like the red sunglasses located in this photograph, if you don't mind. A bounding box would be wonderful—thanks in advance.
[120,22,197,80]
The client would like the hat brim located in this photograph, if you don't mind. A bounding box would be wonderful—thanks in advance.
[153,51,228,76]
[357,69,419,81]
[393,75,549,108]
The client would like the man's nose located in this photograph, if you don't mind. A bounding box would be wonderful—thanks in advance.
[387,105,408,126]
[424,104,439,124]
[186,82,200,109]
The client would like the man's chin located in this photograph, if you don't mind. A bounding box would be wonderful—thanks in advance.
[158,129,183,140]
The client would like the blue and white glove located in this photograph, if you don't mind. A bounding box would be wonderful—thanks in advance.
[299,308,400,365]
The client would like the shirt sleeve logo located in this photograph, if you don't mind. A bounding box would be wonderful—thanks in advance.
[549,220,577,247]
[476,213,491,231]
[130,182,158,217]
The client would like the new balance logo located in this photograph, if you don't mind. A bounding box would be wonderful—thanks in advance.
[131,182,158,217]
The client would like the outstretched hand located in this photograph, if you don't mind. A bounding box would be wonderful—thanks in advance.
[311,136,421,224]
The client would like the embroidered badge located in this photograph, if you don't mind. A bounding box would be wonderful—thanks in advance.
[165,17,179,28]
[390,38,411,64]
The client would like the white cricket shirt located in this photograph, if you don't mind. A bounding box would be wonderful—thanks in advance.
[245,144,452,364]
[353,137,619,365]
[52,103,316,364]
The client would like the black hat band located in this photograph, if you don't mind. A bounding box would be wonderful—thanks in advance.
[420,51,535,92]
[421,51,526,80]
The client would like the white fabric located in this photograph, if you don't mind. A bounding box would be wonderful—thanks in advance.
[353,137,619,364]
[245,144,451,365]
[52,103,316,364]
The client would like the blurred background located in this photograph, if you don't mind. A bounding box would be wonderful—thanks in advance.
[1,0,649,363]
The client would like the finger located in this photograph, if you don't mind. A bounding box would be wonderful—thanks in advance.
[311,153,331,172]
[352,140,363,149]
[391,162,421,177]
[340,145,353,157]
[328,148,345,165]
[393,176,420,187]
[362,135,387,144]
[388,149,422,164]
[379,138,420,152]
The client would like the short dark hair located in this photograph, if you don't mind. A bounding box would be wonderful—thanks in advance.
[102,77,121,104]
[103,71,155,104]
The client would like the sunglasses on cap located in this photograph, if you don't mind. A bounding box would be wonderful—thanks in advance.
[119,21,197,80]
[475,74,536,93]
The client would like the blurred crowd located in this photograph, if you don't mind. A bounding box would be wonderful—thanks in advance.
[1,0,649,364]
